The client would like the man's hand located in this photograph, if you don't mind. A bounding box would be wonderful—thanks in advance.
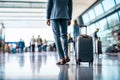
[47,19,50,26]
[68,20,71,26]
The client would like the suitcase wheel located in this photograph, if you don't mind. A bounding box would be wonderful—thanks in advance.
[89,59,93,66]
[76,59,80,65]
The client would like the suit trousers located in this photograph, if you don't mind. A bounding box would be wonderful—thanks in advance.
[52,19,68,59]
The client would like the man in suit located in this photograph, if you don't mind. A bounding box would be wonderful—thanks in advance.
[46,0,73,65]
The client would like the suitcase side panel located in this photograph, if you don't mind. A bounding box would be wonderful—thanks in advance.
[97,40,102,53]
[77,36,93,62]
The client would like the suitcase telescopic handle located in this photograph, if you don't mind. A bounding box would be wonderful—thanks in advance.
[80,25,87,35]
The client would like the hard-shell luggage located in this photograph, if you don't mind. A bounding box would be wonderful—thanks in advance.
[76,25,93,65]
[96,39,102,54]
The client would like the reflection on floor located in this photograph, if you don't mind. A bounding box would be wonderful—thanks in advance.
[0,52,120,80]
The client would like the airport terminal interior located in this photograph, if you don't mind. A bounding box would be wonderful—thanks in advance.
[0,0,120,80]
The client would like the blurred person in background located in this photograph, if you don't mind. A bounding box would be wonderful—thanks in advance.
[30,36,36,52]
[36,35,43,52]
[94,28,99,53]
[18,39,25,53]
[42,39,48,52]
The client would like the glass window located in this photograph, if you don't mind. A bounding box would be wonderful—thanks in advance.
[107,13,119,27]
[95,22,100,29]
[88,9,95,20]
[82,13,90,24]
[89,24,96,35]
[115,0,120,4]
[94,3,104,16]
[99,18,108,31]
[102,0,115,12]
[119,11,120,18]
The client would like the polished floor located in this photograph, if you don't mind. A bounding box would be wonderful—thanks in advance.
[0,52,120,80]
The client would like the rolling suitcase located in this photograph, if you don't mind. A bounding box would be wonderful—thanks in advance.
[96,39,102,54]
[76,25,93,65]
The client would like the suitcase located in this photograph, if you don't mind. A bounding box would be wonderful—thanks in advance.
[76,25,93,65]
[96,39,102,54]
